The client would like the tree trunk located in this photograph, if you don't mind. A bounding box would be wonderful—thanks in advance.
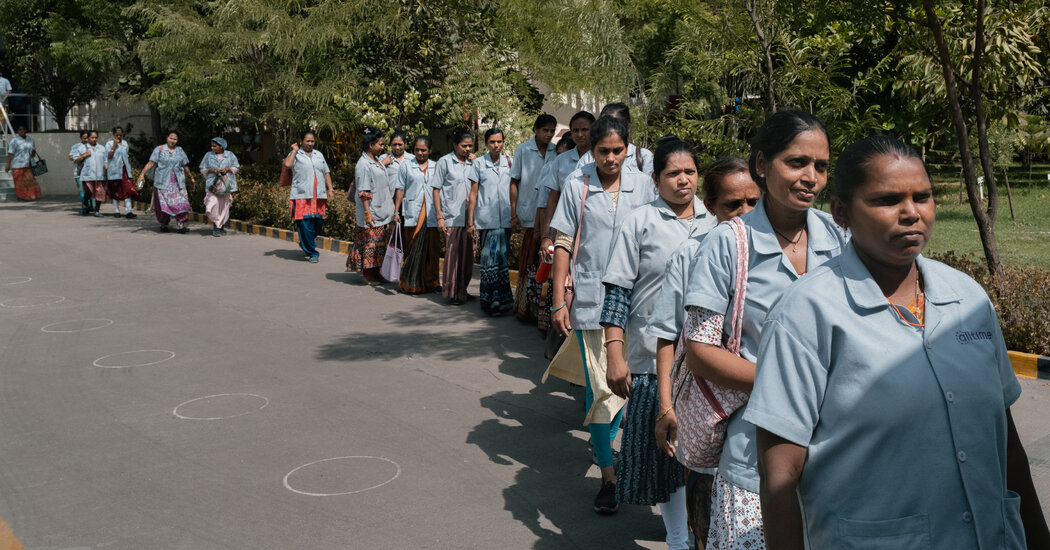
[921,0,1004,277]
[148,103,162,145]
[1003,166,1015,221]
[746,0,777,113]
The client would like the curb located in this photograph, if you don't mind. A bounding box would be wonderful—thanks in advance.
[1009,351,1050,380]
[130,200,520,286]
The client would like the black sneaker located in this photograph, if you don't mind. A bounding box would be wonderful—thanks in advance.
[212,227,222,237]
[219,227,227,235]
[159,225,170,233]
[113,212,122,218]
[125,212,137,219]
[594,481,618,515]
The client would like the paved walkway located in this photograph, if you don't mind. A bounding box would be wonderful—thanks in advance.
[0,200,1046,549]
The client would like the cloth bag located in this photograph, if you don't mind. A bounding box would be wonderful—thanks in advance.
[279,163,292,187]
[671,216,751,470]
[31,157,47,176]
[380,222,404,283]
[542,175,590,376]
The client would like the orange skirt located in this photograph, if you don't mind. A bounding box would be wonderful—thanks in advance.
[13,168,41,200]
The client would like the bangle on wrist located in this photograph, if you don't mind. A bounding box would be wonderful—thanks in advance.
[550,301,567,312]
[655,406,673,422]
[603,337,625,348]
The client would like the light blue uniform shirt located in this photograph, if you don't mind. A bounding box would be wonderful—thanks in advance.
[549,164,657,331]
[603,196,717,375]
[395,159,436,228]
[289,149,330,200]
[645,234,704,343]
[509,137,556,228]
[148,146,189,190]
[200,151,239,195]
[381,153,406,197]
[104,140,133,181]
[429,152,472,228]
[354,153,395,228]
[542,146,584,195]
[744,244,1024,550]
[79,143,106,181]
[69,142,86,177]
[684,197,846,493]
[469,153,512,230]
[7,136,34,169]
[575,143,653,176]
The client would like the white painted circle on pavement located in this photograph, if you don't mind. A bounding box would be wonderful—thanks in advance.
[41,318,114,333]
[0,276,31,285]
[283,456,401,497]
[93,349,175,369]
[0,295,65,308]
[173,393,270,420]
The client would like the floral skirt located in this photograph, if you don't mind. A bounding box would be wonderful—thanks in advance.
[479,229,513,314]
[513,230,541,322]
[347,224,390,271]
[156,186,192,216]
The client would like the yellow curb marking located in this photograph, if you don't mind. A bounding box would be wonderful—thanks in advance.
[0,516,26,550]
[1009,351,1040,379]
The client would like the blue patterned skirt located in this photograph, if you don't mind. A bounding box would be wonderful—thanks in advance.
[479,229,513,314]
[615,373,685,505]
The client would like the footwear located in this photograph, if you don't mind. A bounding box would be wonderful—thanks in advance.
[159,225,170,232]
[95,212,105,218]
[212,227,222,237]
[308,256,320,263]
[113,212,122,218]
[593,481,619,515]
[125,212,137,219]
[177,224,188,234]
[219,227,227,235]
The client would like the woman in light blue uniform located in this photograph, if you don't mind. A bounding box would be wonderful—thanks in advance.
[282,131,334,263]
[646,156,760,547]
[383,130,408,199]
[200,137,239,236]
[600,139,717,549]
[68,131,90,214]
[746,136,1049,550]
[510,114,558,322]
[548,116,657,515]
[683,111,845,550]
[78,131,108,217]
[466,128,513,315]
[573,103,652,177]
[430,129,475,305]
[394,136,440,294]
[538,111,594,256]
[104,126,138,217]
[137,131,196,233]
[348,126,395,282]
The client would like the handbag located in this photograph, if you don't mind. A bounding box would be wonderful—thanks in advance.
[671,216,751,470]
[279,162,292,187]
[379,222,404,283]
[31,157,47,176]
[544,175,590,362]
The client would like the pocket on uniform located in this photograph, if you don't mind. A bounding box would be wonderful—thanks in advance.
[1002,491,1025,549]
[837,514,930,550]
[569,271,602,311]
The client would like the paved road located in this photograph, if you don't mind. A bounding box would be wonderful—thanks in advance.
[0,200,1046,549]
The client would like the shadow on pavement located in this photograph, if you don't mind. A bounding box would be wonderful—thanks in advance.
[264,248,309,262]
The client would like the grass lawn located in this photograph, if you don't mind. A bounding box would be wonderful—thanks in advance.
[923,164,1050,269]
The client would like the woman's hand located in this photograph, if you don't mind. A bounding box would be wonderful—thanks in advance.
[655,410,678,457]
[436,217,447,234]
[510,214,521,232]
[539,237,554,262]
[552,305,571,336]
[606,353,632,399]
[381,156,393,166]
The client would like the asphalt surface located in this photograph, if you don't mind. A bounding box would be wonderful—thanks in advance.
[0,199,1047,549]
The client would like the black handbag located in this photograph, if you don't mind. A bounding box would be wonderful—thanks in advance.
[31,157,47,176]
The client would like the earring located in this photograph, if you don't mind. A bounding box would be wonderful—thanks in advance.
[759,173,765,179]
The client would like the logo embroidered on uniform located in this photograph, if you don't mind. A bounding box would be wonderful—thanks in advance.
[956,330,993,345]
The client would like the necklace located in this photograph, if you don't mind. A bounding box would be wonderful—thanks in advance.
[773,226,806,253]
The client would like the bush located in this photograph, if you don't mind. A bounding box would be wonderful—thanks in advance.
[928,251,1050,356]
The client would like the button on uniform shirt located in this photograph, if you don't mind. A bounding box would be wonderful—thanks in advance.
[428,152,472,228]
[79,144,106,181]
[602,197,717,375]
[354,153,395,228]
[69,142,87,177]
[289,149,330,200]
[396,159,437,228]
[104,140,134,181]
[509,137,556,228]
[684,197,846,493]
[149,146,190,190]
[549,164,657,331]
[744,244,1025,549]
[469,153,512,230]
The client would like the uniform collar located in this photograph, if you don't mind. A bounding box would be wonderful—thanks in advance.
[411,159,434,172]
[746,197,840,256]
[653,196,709,221]
[359,152,382,168]
[477,153,508,169]
[446,152,471,166]
[526,137,554,155]
[841,242,960,311]
[582,163,641,193]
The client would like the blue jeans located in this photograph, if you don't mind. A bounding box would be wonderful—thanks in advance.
[295,216,323,259]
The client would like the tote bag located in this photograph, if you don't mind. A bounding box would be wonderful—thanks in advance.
[379,222,404,283]
[671,216,752,470]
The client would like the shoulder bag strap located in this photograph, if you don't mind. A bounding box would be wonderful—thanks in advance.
[725,217,749,355]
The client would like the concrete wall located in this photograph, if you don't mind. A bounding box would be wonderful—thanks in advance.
[9,131,86,197]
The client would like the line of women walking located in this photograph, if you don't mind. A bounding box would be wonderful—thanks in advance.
[540,108,1049,550]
